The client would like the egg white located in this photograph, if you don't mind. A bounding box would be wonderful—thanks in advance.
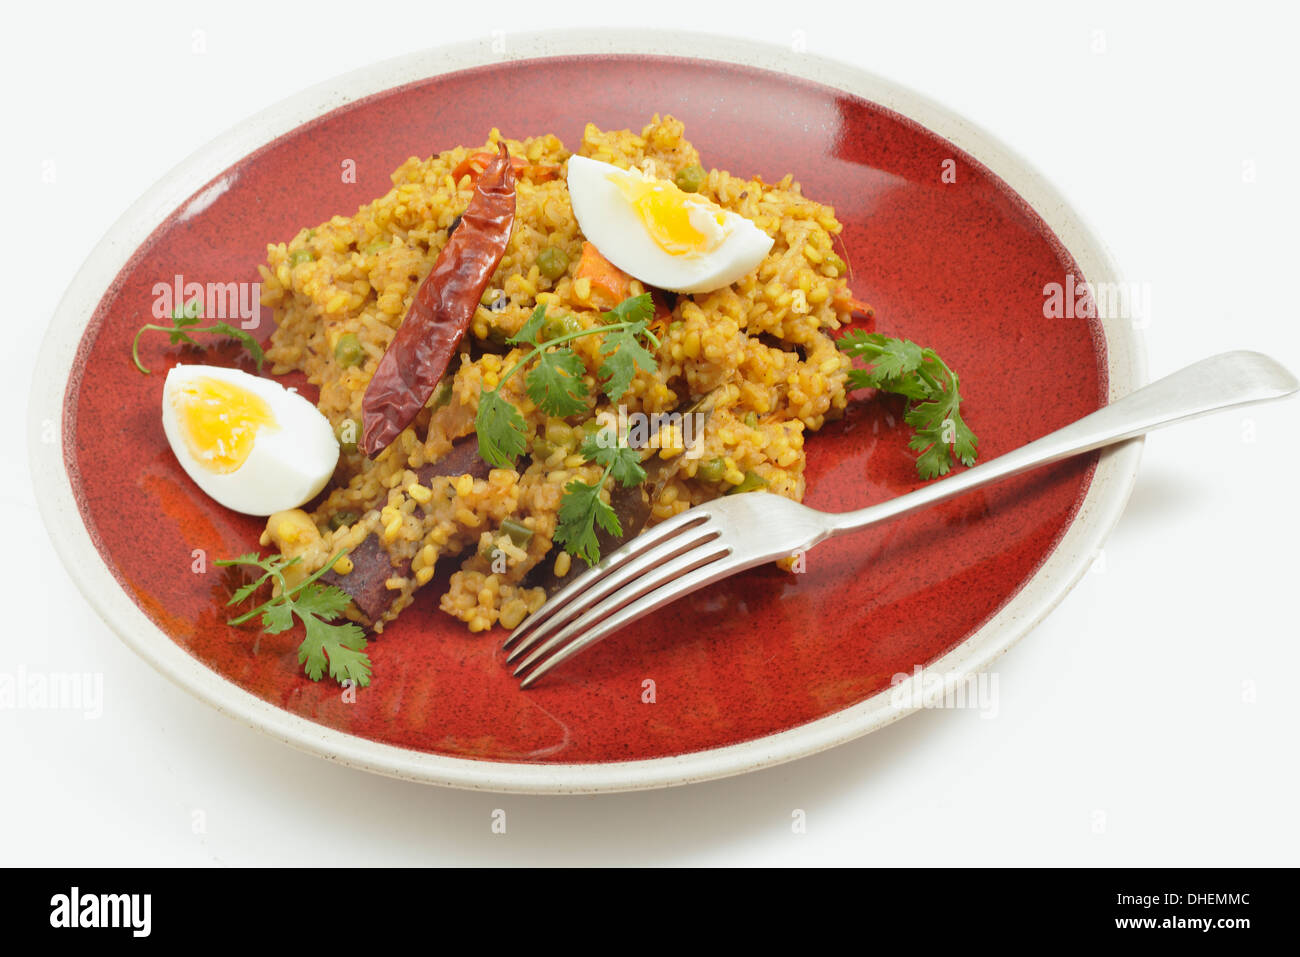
[567,155,774,295]
[161,364,339,516]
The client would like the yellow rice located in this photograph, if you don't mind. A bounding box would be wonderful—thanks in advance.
[256,115,856,633]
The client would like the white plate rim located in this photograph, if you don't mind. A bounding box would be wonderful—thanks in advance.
[28,28,1146,794]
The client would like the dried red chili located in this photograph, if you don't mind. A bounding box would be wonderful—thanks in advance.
[361,141,516,456]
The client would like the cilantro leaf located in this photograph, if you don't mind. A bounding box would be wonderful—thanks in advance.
[228,577,267,605]
[173,299,203,326]
[838,330,923,382]
[525,347,589,417]
[297,626,330,683]
[222,551,288,606]
[847,366,929,400]
[473,293,662,482]
[217,550,372,687]
[551,427,649,567]
[293,581,354,620]
[553,478,621,567]
[950,410,978,467]
[261,600,295,635]
[508,303,549,346]
[836,330,979,479]
[209,321,266,372]
[602,292,654,325]
[299,615,370,686]
[132,298,266,374]
[475,389,529,468]
[593,495,622,537]
[580,431,646,487]
[912,442,952,481]
[597,322,657,400]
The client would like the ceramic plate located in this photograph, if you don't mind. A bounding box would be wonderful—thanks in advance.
[30,30,1144,792]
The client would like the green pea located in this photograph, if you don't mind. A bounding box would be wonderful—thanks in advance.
[674,164,707,193]
[501,519,535,548]
[581,417,605,435]
[334,332,364,367]
[542,312,582,342]
[363,238,391,255]
[668,320,683,333]
[545,420,577,448]
[289,248,315,266]
[743,411,758,429]
[328,511,359,531]
[726,470,769,495]
[537,246,569,280]
[697,457,727,483]
[429,379,453,410]
[531,437,557,461]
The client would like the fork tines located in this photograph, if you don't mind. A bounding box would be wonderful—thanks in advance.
[505,508,729,688]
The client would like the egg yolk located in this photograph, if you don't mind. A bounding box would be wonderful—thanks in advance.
[171,376,277,473]
[611,171,727,256]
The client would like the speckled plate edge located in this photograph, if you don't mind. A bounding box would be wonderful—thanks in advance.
[28,29,1145,794]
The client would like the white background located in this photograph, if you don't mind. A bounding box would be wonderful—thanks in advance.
[3,0,1297,866]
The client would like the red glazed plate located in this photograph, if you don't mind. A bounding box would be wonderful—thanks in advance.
[30,31,1144,793]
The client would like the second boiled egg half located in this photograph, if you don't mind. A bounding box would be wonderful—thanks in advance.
[161,364,338,516]
[567,155,774,295]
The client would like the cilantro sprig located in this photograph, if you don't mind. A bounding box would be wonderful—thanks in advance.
[553,429,648,567]
[472,293,659,566]
[474,294,659,470]
[836,330,978,479]
[132,298,265,374]
[216,550,370,687]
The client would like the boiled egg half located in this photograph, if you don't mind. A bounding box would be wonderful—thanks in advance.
[161,364,338,516]
[567,155,774,295]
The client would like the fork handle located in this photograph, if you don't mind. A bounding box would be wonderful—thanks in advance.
[827,350,1298,536]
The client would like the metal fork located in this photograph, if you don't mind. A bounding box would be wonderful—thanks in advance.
[505,351,1298,687]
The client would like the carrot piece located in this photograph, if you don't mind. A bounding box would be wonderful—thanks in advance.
[575,242,632,312]
[452,150,558,185]
[525,163,559,183]
[651,290,673,321]
[646,290,674,337]
[833,288,875,318]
